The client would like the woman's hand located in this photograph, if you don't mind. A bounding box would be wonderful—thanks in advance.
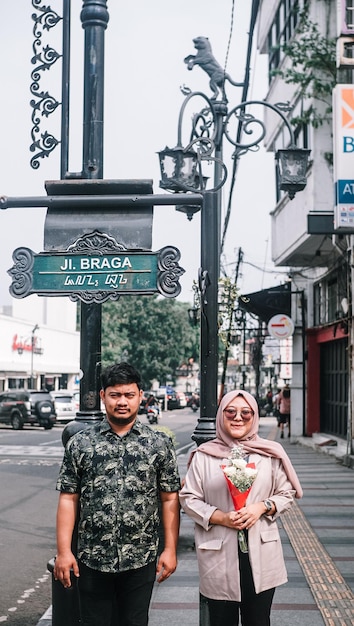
[210,501,272,529]
[209,509,241,528]
[233,502,266,530]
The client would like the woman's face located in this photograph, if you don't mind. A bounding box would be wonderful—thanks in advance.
[223,395,254,440]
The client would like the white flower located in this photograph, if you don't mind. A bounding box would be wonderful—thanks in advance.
[224,466,238,477]
[221,446,258,492]
[231,458,247,470]
[244,466,258,479]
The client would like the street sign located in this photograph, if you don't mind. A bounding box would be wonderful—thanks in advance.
[267,314,294,339]
[8,231,184,303]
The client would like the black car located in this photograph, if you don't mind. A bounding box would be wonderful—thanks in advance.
[0,389,57,430]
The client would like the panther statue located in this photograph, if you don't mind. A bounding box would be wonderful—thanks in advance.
[184,36,243,100]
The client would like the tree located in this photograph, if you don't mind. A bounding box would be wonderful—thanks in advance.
[271,10,337,129]
[101,295,199,389]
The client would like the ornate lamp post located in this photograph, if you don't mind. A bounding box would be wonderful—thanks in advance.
[158,41,310,444]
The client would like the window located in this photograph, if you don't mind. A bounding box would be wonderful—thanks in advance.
[267,0,310,79]
[341,0,354,33]
[313,263,349,326]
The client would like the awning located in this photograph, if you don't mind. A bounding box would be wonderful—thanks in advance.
[238,283,291,323]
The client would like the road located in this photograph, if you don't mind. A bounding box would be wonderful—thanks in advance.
[0,408,198,625]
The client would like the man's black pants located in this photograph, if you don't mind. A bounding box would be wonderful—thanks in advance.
[78,560,156,626]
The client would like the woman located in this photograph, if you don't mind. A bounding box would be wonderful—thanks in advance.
[179,389,302,626]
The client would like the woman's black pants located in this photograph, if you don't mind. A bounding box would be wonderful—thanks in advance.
[201,548,275,626]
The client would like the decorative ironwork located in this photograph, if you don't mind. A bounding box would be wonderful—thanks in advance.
[30,0,62,168]
[224,100,296,159]
[183,36,243,101]
[70,290,121,305]
[160,88,309,201]
[8,247,34,298]
[67,231,127,254]
[157,246,185,298]
[158,90,228,194]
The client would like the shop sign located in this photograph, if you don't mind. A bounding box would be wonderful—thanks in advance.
[333,85,354,229]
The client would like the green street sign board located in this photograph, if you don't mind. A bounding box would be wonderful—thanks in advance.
[8,232,184,303]
[31,252,157,292]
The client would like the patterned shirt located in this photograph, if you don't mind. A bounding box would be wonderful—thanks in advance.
[56,417,180,573]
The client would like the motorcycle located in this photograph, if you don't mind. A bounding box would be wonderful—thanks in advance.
[188,393,200,412]
[146,405,160,424]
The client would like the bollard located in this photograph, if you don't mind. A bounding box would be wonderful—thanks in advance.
[47,559,80,626]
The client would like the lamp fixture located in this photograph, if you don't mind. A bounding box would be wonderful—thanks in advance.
[158,145,198,192]
[276,144,311,200]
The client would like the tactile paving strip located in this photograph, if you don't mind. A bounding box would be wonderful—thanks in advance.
[282,502,354,626]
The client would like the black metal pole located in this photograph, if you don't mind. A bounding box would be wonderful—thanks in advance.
[81,0,108,179]
[77,0,109,420]
[192,102,226,445]
[192,190,219,445]
[60,0,71,179]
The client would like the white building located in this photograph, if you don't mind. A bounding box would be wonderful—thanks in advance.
[0,295,80,391]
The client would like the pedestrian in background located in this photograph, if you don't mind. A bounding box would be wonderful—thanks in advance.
[278,385,291,438]
[265,388,273,414]
[180,389,302,626]
[54,362,180,626]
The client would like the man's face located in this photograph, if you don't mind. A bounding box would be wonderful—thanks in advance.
[100,383,143,430]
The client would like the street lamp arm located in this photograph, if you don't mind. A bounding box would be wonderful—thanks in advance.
[177,90,217,149]
[224,99,295,153]
[199,156,227,192]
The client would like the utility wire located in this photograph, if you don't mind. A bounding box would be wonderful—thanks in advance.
[219,247,244,402]
[220,0,260,255]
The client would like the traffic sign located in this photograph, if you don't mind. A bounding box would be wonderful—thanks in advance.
[267,314,294,339]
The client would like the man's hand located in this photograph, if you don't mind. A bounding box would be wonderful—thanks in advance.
[53,552,80,588]
[155,547,177,583]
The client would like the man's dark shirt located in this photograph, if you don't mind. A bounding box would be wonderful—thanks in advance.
[56,417,180,573]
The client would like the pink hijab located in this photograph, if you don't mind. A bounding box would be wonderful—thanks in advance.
[194,389,303,498]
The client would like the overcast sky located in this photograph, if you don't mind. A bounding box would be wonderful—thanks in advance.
[0,1,288,306]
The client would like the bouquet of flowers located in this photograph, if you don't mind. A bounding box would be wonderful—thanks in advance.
[221,444,258,553]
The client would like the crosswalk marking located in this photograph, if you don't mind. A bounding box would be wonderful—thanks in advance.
[0,445,64,457]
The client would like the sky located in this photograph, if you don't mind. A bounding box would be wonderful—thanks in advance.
[0,1,289,307]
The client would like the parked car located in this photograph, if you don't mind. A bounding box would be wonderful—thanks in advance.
[0,389,56,430]
[50,391,77,423]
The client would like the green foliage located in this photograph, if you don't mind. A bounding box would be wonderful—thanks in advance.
[101,295,199,389]
[271,11,336,128]
[218,277,239,348]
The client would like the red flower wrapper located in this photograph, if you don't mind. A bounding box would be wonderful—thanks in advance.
[221,461,256,553]
[222,462,256,510]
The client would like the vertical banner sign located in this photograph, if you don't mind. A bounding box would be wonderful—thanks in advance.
[333,85,354,229]
[279,338,292,382]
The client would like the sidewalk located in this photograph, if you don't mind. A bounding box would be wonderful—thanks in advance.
[37,417,354,626]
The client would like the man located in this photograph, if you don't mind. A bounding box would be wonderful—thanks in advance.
[54,362,180,626]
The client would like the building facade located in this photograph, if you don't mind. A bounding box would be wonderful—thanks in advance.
[257,0,353,456]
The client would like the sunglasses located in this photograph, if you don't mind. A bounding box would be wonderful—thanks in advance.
[223,408,254,421]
